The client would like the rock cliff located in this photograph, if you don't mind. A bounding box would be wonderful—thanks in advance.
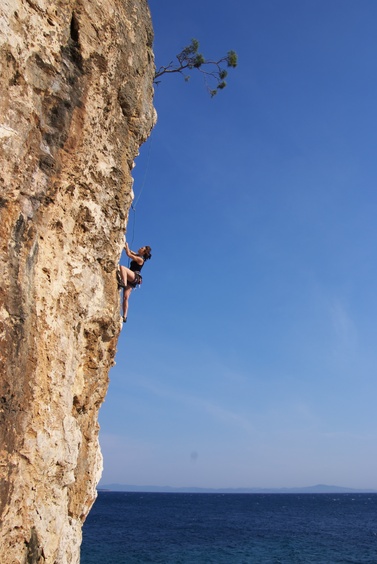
[0,0,155,561]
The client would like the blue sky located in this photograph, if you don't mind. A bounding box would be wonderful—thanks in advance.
[98,0,377,489]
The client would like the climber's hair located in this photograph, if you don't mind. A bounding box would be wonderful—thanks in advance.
[143,246,152,260]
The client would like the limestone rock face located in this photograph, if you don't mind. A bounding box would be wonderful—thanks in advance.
[0,1,155,561]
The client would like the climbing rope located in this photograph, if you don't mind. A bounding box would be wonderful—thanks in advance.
[127,132,153,254]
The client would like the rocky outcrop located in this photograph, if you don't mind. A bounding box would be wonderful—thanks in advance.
[0,1,155,562]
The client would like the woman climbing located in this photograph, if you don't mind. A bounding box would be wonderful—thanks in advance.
[117,241,152,323]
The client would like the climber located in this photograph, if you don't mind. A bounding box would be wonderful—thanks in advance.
[117,241,152,323]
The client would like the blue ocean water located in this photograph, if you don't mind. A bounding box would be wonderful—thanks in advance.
[81,492,377,563]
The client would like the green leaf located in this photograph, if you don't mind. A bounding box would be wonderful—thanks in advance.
[227,50,238,68]
[193,54,205,68]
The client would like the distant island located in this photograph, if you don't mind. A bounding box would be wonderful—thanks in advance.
[98,483,376,494]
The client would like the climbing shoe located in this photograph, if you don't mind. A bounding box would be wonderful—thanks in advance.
[117,270,126,288]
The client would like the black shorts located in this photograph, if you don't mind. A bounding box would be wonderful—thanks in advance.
[129,272,142,288]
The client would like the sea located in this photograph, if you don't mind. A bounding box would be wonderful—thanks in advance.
[80,492,377,563]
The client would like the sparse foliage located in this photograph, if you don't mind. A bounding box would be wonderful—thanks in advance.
[154,39,238,97]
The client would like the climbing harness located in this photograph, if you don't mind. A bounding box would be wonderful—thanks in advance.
[128,272,143,289]
[116,269,142,290]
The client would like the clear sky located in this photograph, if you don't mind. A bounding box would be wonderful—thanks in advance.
[98,0,377,490]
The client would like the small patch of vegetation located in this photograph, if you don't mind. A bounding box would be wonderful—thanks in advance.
[155,38,238,97]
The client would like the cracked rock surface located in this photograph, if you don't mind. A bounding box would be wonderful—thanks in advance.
[0,1,155,561]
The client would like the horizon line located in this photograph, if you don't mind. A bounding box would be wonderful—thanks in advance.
[98,483,377,494]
